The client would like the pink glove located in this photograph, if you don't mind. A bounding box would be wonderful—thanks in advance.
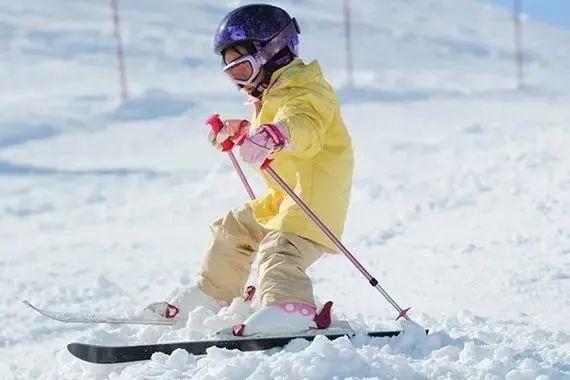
[208,118,250,151]
[239,123,290,167]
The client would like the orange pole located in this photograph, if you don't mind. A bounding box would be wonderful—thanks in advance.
[513,0,524,89]
[111,0,129,101]
[343,0,354,88]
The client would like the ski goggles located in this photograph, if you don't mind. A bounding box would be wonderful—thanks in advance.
[221,20,300,87]
[222,54,261,86]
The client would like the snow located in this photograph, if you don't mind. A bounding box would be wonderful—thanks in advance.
[1,0,569,379]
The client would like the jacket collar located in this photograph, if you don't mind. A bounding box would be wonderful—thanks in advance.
[263,59,322,95]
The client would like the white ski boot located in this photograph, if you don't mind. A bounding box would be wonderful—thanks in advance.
[144,286,227,321]
[231,301,333,337]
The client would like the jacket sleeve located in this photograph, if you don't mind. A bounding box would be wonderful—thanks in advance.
[273,94,332,158]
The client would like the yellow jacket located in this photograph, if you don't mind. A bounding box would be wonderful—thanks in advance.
[249,59,354,251]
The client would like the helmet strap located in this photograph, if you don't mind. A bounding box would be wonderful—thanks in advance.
[248,72,269,100]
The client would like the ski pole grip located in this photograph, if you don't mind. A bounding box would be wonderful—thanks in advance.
[205,114,234,152]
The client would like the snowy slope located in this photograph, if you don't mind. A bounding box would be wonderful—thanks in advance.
[1,0,569,379]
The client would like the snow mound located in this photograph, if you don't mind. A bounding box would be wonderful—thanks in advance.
[47,311,569,379]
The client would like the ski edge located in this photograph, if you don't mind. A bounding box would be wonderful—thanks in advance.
[68,329,424,364]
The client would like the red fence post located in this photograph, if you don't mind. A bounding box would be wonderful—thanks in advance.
[343,0,354,88]
[111,0,129,101]
[513,0,524,89]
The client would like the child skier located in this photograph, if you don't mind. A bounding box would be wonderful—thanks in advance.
[147,4,354,337]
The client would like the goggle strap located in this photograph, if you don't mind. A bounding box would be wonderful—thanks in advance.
[256,20,299,66]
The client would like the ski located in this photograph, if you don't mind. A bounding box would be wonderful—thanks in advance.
[68,330,405,364]
[23,300,174,326]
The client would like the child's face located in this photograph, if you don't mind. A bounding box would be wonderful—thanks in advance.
[222,44,265,94]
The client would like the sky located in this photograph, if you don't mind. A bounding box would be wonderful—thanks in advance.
[486,0,570,28]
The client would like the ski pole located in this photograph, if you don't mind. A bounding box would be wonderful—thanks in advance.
[205,115,256,200]
[261,160,412,322]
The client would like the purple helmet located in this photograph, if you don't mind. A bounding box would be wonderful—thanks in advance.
[213,4,300,61]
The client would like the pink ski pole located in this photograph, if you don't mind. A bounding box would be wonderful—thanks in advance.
[261,160,411,321]
[205,115,256,201]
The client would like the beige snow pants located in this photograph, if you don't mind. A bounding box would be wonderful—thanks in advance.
[197,206,323,306]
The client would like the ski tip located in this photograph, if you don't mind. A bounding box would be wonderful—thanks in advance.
[22,301,49,318]
[22,300,37,311]
[67,343,81,359]
[67,343,101,364]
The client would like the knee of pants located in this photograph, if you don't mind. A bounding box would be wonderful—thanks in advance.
[198,207,265,302]
[258,231,322,268]
[258,232,298,264]
[258,233,300,284]
[210,207,265,246]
